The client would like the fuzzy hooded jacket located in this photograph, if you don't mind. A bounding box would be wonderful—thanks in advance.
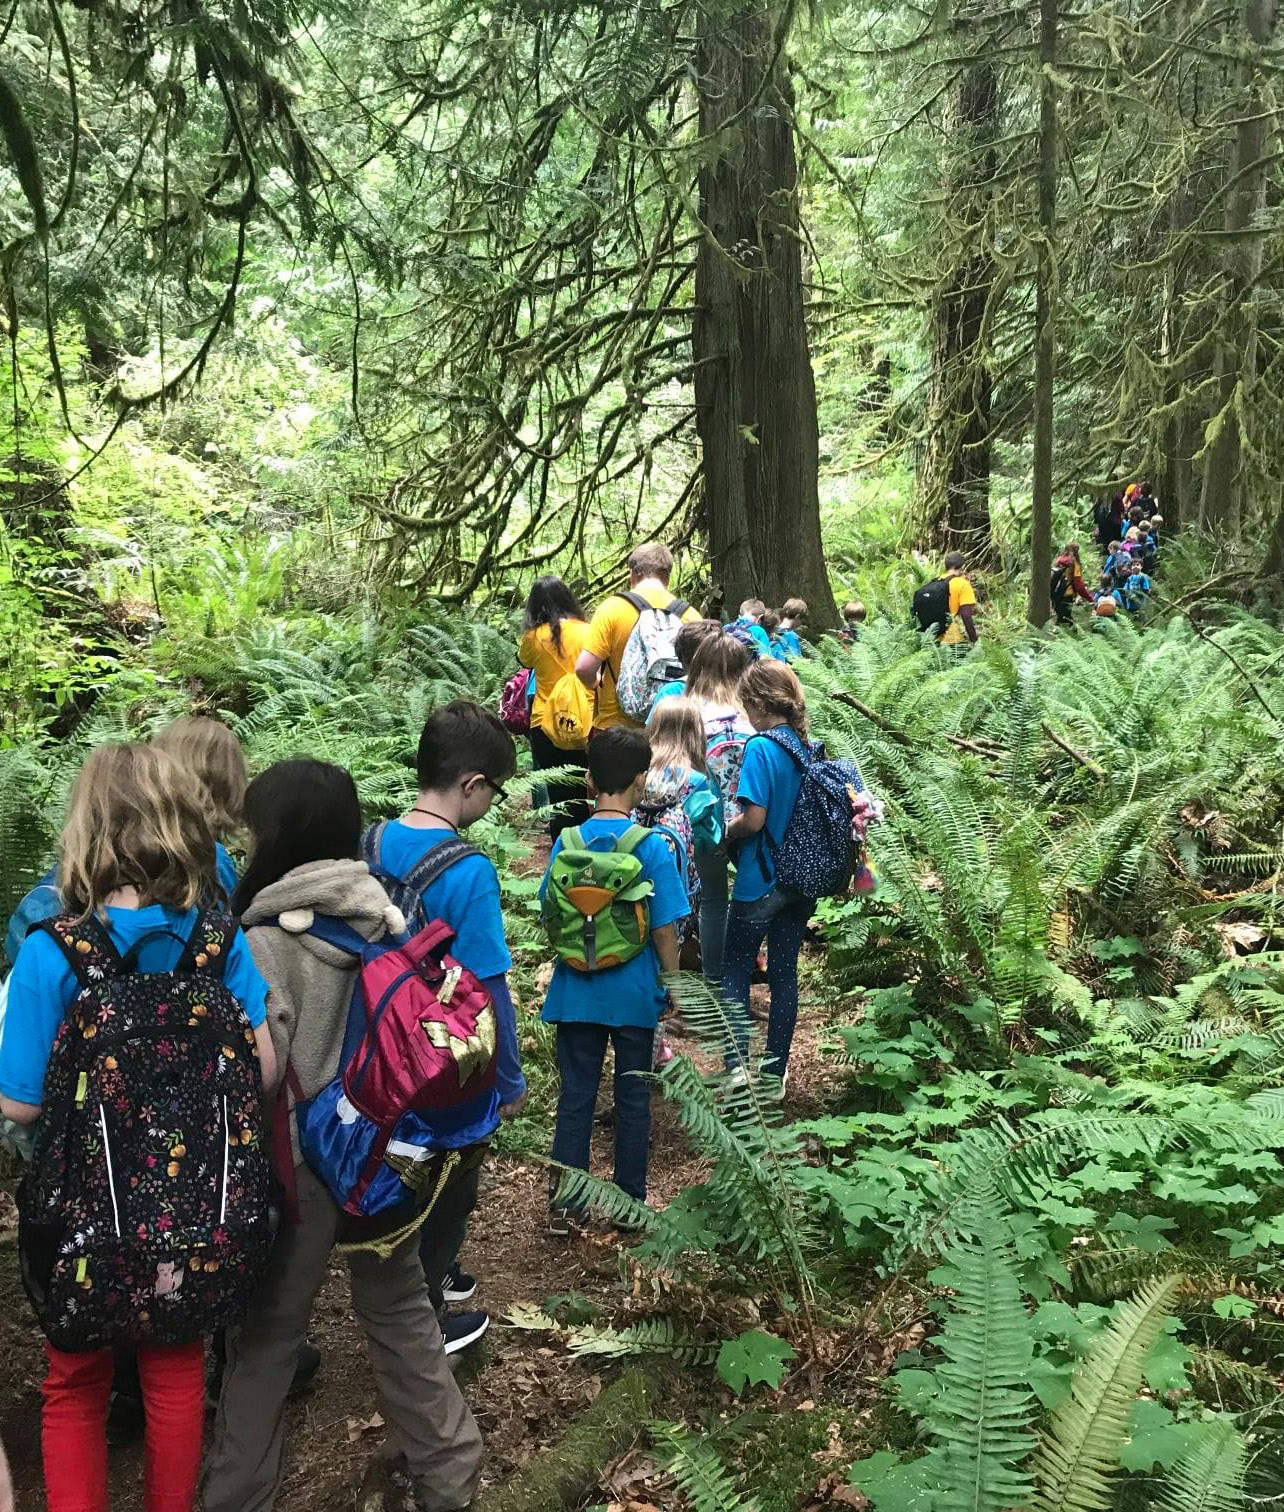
[241,858,405,1162]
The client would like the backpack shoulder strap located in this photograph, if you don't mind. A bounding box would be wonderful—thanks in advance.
[614,824,652,857]
[753,727,811,771]
[360,821,388,870]
[561,826,586,853]
[37,912,124,987]
[666,599,689,617]
[176,909,237,981]
[618,590,649,616]
[402,836,481,900]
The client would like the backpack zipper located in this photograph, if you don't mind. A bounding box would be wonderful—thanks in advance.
[219,1095,230,1225]
[98,1103,122,1237]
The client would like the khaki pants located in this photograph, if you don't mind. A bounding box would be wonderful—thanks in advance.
[202,1165,483,1512]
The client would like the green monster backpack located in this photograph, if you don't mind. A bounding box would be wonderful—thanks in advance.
[543,825,654,971]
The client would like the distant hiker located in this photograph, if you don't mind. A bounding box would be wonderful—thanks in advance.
[1138,520,1158,573]
[1050,543,1092,625]
[912,552,977,645]
[776,599,808,659]
[837,601,866,646]
[519,575,591,839]
[724,599,773,659]
[1092,494,1122,545]
[1094,572,1121,615]
[1120,565,1152,614]
[576,544,702,731]
[757,608,790,661]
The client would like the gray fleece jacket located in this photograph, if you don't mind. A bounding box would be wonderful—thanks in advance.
[241,858,405,1161]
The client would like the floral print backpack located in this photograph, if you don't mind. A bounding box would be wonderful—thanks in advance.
[17,911,273,1351]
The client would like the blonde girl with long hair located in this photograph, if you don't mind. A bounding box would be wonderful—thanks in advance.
[637,698,724,860]
[723,661,813,1094]
[683,632,755,984]
[0,744,274,1512]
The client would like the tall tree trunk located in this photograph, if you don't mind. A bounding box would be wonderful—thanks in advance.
[921,63,999,558]
[694,4,839,625]
[1198,0,1276,535]
[1027,0,1057,626]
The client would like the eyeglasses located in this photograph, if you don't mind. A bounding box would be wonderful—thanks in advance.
[474,773,509,803]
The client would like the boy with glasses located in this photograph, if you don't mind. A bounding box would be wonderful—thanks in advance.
[362,699,526,1356]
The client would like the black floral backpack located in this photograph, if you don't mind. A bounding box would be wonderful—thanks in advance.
[17,910,273,1351]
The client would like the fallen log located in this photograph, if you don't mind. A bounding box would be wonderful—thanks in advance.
[474,1364,667,1512]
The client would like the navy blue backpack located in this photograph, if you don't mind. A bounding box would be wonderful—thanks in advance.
[754,729,866,900]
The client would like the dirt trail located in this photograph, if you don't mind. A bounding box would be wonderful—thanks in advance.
[0,924,840,1509]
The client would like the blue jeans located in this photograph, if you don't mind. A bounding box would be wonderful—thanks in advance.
[694,848,730,983]
[550,1023,655,1204]
[723,890,812,1076]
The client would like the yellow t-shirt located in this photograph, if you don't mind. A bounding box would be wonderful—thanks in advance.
[519,620,590,724]
[941,574,978,646]
[584,588,702,730]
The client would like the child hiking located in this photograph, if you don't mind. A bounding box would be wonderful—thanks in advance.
[541,728,687,1234]
[0,743,275,1512]
[519,575,592,839]
[363,700,525,1355]
[722,662,816,1093]
[685,631,756,985]
[203,760,483,1512]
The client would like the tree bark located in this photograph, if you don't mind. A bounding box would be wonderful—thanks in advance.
[1027,0,1058,627]
[921,63,999,558]
[694,3,839,624]
[1197,0,1276,535]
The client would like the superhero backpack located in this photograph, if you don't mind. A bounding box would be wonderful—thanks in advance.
[280,913,498,1224]
[912,578,951,636]
[17,911,273,1352]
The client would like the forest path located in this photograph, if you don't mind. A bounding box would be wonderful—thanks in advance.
[0,963,841,1510]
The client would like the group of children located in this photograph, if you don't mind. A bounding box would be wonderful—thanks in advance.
[1088,482,1164,618]
[0,541,854,1510]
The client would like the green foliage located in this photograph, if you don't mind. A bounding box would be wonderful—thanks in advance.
[1031,1275,1182,1512]
[649,1422,760,1512]
[715,1331,796,1398]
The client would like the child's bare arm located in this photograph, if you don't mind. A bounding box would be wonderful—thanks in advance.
[254,1020,278,1094]
[653,923,680,978]
[726,802,767,845]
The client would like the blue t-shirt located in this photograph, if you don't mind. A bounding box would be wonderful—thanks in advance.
[647,679,687,719]
[4,844,240,969]
[375,824,512,978]
[540,818,688,1030]
[725,618,772,658]
[732,728,806,902]
[0,904,268,1106]
[373,822,523,1103]
[777,629,803,660]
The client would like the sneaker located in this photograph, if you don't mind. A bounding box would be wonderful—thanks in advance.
[767,1069,790,1102]
[106,1390,144,1446]
[548,1206,573,1238]
[724,1065,750,1090]
[442,1263,477,1304]
[441,1310,490,1356]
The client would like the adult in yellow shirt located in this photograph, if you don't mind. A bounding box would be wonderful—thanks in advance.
[575,542,703,730]
[519,575,591,837]
[940,551,979,646]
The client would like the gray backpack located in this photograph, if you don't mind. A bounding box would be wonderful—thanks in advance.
[614,592,689,721]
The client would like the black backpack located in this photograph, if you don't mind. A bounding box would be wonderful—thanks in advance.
[360,823,481,934]
[912,577,951,635]
[18,911,273,1351]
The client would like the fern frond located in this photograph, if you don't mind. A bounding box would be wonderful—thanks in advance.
[1153,1420,1247,1512]
[1031,1273,1182,1512]
[649,1421,761,1512]
[565,1319,718,1364]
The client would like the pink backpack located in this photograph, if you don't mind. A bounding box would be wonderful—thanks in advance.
[277,915,498,1224]
[499,668,533,734]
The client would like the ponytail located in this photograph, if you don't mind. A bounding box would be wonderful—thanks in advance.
[739,660,807,739]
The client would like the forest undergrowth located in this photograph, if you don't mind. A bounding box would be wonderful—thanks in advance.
[5,568,1284,1510]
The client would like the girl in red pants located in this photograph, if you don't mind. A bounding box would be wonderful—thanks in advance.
[0,743,276,1510]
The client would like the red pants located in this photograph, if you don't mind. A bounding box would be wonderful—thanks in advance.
[41,1340,205,1512]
